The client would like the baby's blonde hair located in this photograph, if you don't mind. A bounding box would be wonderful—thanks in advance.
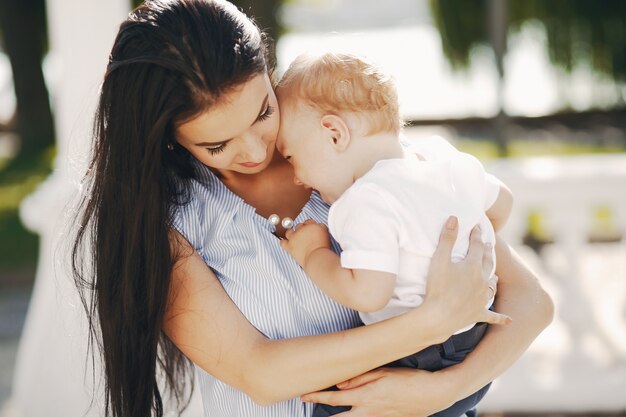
[277,52,402,135]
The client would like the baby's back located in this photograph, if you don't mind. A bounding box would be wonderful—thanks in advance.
[335,137,497,325]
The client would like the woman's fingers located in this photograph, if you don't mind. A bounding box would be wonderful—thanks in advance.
[432,216,458,263]
[483,242,495,280]
[465,225,485,264]
[302,388,357,407]
[336,369,385,389]
[482,309,513,325]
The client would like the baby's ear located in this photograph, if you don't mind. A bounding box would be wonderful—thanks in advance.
[320,114,351,152]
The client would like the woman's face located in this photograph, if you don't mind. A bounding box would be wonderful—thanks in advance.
[175,73,280,177]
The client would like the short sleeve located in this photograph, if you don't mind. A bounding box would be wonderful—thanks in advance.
[448,147,502,212]
[484,173,503,211]
[328,185,400,274]
[169,191,198,239]
[169,203,186,235]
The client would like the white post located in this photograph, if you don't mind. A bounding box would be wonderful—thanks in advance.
[8,1,128,416]
[8,0,202,414]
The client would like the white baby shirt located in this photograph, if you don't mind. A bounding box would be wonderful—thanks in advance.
[328,136,501,329]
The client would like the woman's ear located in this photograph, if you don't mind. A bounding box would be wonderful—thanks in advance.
[320,114,351,152]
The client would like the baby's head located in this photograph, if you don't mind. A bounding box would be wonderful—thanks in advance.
[276,52,401,137]
[276,52,402,202]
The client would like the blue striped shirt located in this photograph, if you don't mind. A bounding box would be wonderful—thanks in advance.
[171,162,361,417]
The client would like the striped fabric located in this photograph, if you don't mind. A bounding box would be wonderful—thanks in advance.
[171,161,361,417]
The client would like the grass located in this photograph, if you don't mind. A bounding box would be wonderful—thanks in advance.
[454,138,626,161]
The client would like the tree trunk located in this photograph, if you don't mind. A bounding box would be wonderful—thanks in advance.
[0,0,55,161]
[487,0,509,157]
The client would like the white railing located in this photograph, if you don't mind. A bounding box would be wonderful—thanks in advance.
[481,153,626,413]
[488,153,626,250]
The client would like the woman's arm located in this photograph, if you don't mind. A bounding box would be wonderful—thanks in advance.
[164,219,510,406]
[301,236,554,416]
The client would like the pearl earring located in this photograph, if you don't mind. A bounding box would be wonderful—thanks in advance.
[167,143,175,151]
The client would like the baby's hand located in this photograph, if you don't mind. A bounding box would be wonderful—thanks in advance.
[281,219,331,268]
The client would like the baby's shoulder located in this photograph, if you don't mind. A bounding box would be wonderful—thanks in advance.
[403,135,460,161]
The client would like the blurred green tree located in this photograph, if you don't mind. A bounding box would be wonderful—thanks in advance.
[0,0,55,171]
[429,0,626,155]
[430,0,626,81]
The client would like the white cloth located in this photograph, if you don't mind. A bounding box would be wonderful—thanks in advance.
[328,136,500,329]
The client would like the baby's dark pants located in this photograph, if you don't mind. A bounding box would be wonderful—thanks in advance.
[312,322,491,417]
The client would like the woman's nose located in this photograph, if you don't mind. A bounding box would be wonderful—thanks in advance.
[241,134,267,162]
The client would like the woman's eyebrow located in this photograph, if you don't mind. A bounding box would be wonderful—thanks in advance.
[195,139,230,147]
[195,94,269,146]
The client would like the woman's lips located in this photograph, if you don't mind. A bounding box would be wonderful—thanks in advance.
[239,161,261,168]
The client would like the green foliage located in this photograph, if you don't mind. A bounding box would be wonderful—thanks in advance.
[429,0,626,81]
[0,211,39,267]
[429,0,489,70]
[0,147,53,269]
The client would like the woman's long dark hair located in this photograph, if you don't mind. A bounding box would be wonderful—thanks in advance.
[71,1,270,416]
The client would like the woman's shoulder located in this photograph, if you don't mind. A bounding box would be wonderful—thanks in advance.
[169,166,233,245]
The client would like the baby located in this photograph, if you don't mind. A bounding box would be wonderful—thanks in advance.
[276,52,513,417]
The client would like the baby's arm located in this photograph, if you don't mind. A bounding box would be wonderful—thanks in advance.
[484,178,513,296]
[281,220,395,312]
[486,181,513,232]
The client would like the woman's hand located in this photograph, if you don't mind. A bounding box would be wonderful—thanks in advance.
[420,216,511,338]
[302,367,453,417]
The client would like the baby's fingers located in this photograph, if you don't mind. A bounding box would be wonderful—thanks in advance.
[284,227,295,240]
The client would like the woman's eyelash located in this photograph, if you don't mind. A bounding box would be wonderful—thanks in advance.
[205,105,273,156]
[206,143,227,155]
[257,104,274,122]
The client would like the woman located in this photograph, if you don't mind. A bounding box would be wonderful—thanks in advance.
[71,1,553,416]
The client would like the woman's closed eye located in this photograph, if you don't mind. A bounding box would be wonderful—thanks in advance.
[204,105,273,156]
[206,142,227,155]
[256,104,274,122]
